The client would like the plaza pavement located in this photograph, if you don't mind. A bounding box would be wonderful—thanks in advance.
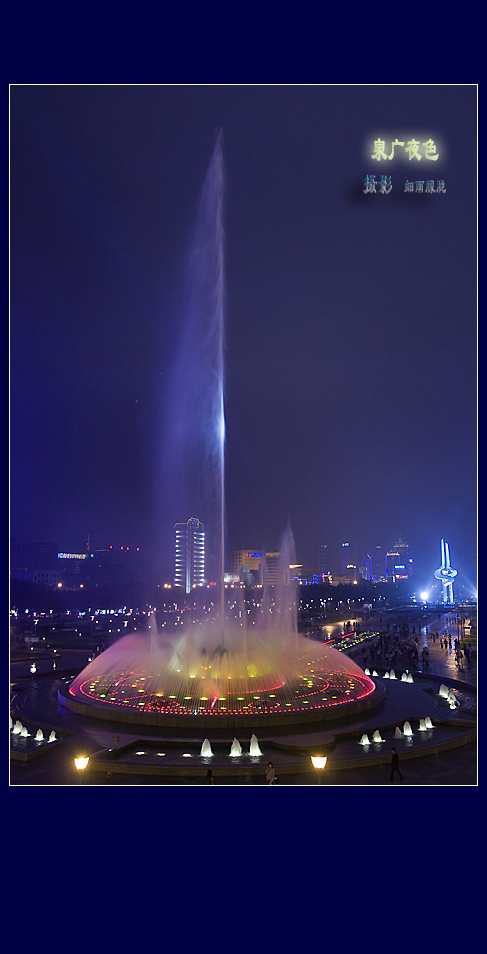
[9,610,477,786]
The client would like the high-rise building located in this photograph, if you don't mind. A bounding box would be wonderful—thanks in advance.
[372,545,384,581]
[386,536,410,581]
[341,541,357,581]
[262,552,290,586]
[362,553,372,581]
[174,518,205,593]
[317,544,328,581]
[227,549,263,585]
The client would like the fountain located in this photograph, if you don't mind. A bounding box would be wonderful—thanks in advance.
[407,674,413,683]
[359,734,370,745]
[394,727,403,739]
[383,671,389,678]
[230,738,242,757]
[48,730,57,743]
[419,719,427,731]
[20,726,30,737]
[12,720,22,734]
[249,734,262,756]
[403,721,413,736]
[35,729,44,741]
[200,739,213,757]
[401,672,408,682]
[372,730,384,742]
[425,716,433,729]
[390,669,396,680]
[439,684,449,698]
[61,134,378,731]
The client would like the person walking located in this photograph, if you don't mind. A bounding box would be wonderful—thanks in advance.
[389,747,403,782]
[206,769,215,784]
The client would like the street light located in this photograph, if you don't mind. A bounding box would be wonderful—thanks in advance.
[311,755,327,783]
[74,756,89,784]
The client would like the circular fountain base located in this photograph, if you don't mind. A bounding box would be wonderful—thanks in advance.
[59,678,384,730]
[62,629,383,730]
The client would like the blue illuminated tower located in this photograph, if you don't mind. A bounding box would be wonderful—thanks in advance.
[174,518,205,593]
[434,538,457,604]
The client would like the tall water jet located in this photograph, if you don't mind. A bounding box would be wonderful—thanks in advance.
[63,136,378,730]
[162,130,226,634]
[200,739,213,757]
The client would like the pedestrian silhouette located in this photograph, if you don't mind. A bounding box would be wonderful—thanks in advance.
[390,747,403,782]
[206,769,215,784]
[265,761,277,784]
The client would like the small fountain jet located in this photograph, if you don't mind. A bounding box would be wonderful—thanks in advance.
[434,539,457,605]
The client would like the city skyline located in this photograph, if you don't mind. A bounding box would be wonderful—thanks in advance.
[10,526,474,600]
[10,86,477,591]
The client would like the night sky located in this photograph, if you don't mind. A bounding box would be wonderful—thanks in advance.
[10,85,477,591]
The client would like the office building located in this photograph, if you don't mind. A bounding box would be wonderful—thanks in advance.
[227,549,263,585]
[386,536,410,581]
[174,518,205,593]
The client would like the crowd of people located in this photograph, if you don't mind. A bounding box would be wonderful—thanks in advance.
[358,617,475,674]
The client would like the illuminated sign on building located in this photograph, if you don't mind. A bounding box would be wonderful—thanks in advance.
[58,553,87,560]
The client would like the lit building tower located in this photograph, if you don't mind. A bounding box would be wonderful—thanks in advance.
[373,545,384,581]
[386,536,410,581]
[174,518,205,593]
[341,541,357,581]
[318,544,328,582]
[434,538,457,605]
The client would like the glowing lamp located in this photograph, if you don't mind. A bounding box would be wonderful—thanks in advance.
[311,755,327,784]
[74,755,89,784]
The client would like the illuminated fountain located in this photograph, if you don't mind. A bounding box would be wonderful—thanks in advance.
[249,734,262,756]
[62,133,378,731]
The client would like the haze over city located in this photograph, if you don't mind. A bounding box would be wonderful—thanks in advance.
[10,85,477,598]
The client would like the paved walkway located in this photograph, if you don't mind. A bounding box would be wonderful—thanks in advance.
[10,611,477,786]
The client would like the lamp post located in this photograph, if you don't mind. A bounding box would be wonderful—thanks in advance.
[74,756,89,785]
[310,755,327,784]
